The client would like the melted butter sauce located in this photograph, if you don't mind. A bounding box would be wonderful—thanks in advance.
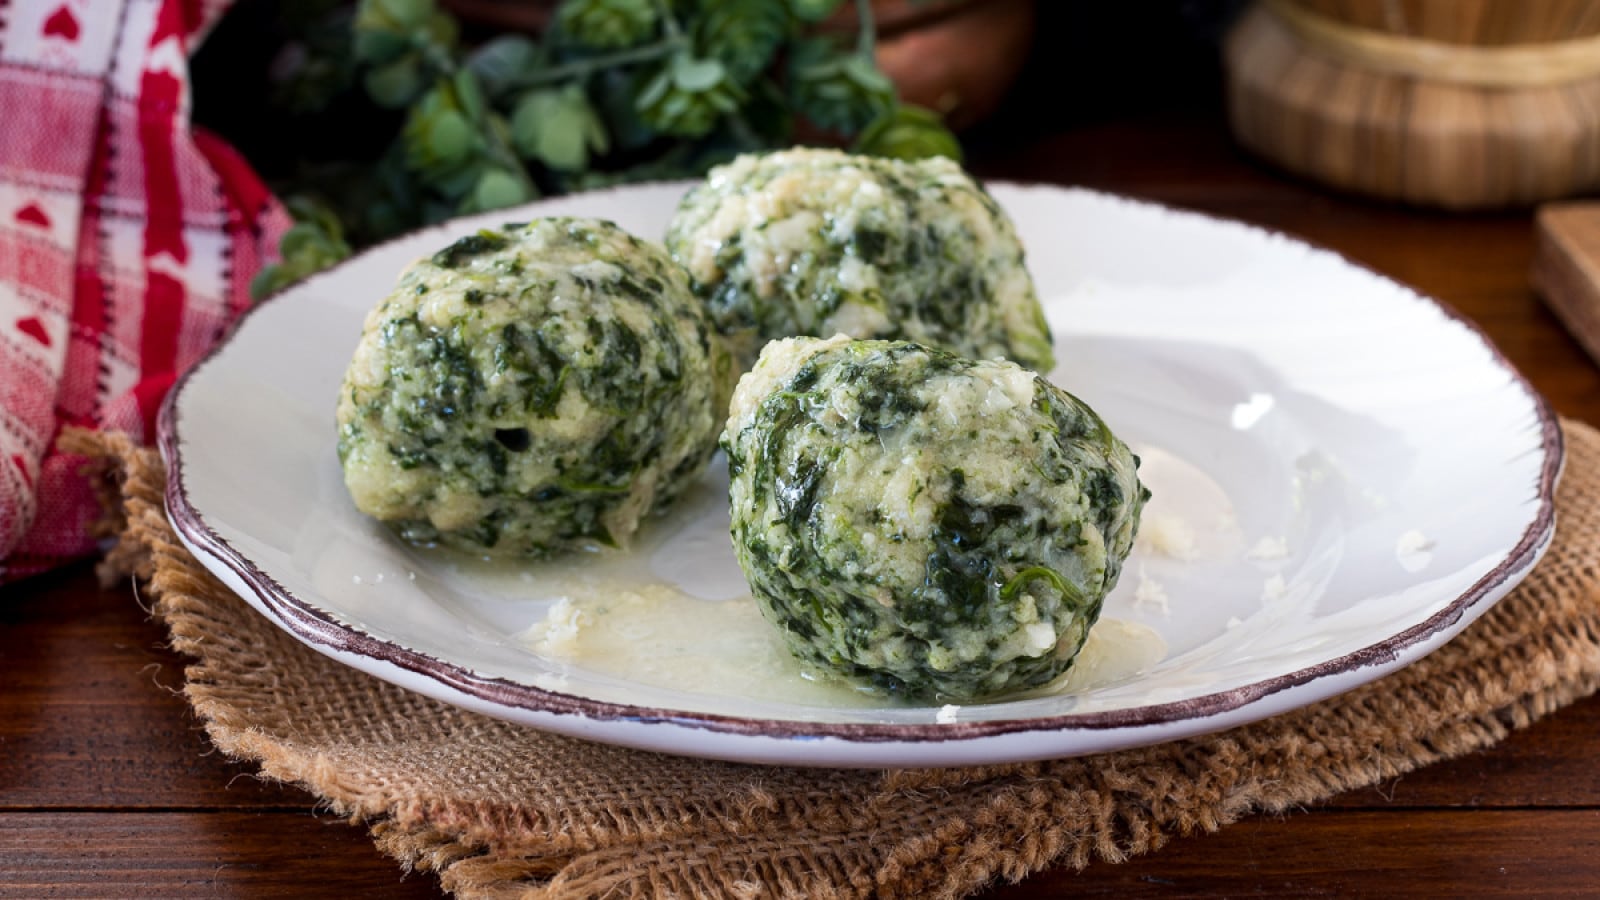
[421,454,1168,711]
[514,583,1167,709]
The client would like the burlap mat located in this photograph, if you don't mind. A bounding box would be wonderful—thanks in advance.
[66,418,1600,899]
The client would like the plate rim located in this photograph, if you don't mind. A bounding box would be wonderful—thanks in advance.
[157,181,1566,749]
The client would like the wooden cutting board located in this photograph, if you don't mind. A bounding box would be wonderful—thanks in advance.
[1534,203,1600,368]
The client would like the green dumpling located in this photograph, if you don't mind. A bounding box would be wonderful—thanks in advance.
[722,335,1148,702]
[666,147,1055,374]
[337,218,721,557]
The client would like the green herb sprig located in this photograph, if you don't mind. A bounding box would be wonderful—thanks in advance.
[252,0,961,299]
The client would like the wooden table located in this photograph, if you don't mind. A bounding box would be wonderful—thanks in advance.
[6,114,1600,897]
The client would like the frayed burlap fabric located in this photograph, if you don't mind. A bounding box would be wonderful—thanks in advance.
[66,420,1600,899]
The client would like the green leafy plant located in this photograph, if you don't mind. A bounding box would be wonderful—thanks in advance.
[253,0,961,298]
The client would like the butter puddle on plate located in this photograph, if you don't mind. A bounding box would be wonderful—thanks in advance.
[515,583,1167,711]
[422,460,1169,712]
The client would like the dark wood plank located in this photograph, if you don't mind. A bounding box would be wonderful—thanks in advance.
[5,808,1597,898]
[1534,203,1600,368]
[0,564,313,810]
[0,812,444,897]
[1006,810,1600,898]
[970,115,1283,204]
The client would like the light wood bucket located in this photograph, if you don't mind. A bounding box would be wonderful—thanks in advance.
[1224,0,1600,208]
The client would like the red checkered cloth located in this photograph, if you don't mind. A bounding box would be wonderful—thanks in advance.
[0,0,288,583]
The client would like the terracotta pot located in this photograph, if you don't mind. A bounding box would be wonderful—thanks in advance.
[831,0,1036,131]
[440,0,1036,131]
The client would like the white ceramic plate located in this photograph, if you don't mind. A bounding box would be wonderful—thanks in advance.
[159,183,1562,768]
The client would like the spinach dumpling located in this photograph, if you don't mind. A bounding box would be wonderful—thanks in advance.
[666,148,1054,374]
[722,335,1147,702]
[337,218,723,557]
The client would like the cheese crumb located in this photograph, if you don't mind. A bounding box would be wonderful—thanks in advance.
[526,597,587,658]
[936,704,960,724]
[1246,536,1290,561]
[1132,566,1170,616]
[1396,529,1434,573]
[1396,529,1433,555]
[1138,512,1200,561]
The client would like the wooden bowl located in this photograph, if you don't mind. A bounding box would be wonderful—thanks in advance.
[1223,0,1600,208]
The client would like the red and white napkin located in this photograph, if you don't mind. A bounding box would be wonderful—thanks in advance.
[1,0,287,583]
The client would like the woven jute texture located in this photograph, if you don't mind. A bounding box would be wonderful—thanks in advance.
[69,419,1600,899]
